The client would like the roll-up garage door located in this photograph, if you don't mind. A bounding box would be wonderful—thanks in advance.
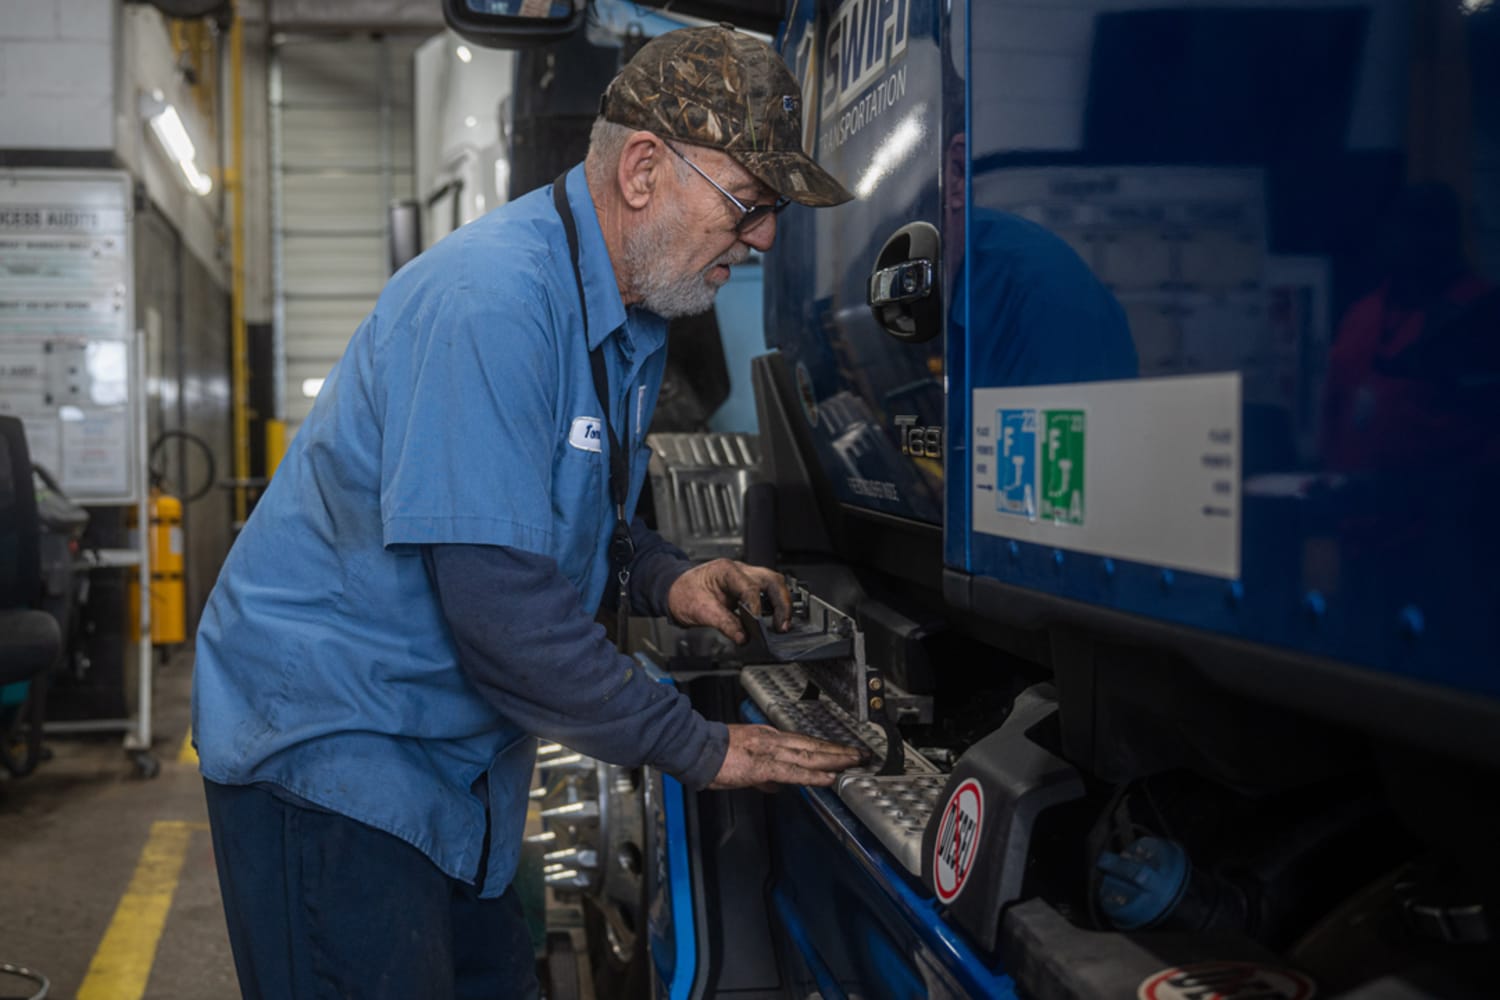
[272,34,420,430]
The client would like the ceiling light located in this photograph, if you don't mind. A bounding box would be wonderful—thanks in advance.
[141,89,212,196]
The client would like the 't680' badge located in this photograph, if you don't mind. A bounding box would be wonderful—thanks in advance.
[933,779,984,903]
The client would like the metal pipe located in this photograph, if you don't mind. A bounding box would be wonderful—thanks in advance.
[229,2,249,525]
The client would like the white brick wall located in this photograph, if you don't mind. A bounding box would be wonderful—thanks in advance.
[10,40,111,94]
[0,0,115,149]
[0,1,227,282]
[0,0,60,40]
[57,0,113,41]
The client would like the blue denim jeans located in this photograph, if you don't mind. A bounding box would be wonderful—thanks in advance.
[203,779,540,1000]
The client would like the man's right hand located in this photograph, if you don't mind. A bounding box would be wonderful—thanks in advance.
[708,724,867,790]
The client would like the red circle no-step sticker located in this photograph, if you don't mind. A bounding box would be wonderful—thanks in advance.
[1138,961,1317,1000]
[933,778,984,903]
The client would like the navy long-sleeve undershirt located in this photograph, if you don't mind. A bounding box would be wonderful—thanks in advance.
[420,519,727,790]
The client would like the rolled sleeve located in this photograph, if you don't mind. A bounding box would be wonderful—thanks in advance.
[379,284,561,553]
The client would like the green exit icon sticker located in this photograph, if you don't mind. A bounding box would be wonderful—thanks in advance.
[1040,410,1085,525]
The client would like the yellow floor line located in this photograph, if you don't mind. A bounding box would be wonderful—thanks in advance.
[178,728,197,766]
[77,819,209,1000]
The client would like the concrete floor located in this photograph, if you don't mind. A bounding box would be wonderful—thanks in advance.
[0,650,597,1000]
[0,649,239,999]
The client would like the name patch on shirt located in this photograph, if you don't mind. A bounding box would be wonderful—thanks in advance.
[568,416,603,453]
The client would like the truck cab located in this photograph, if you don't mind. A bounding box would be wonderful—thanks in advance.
[445,1,1500,996]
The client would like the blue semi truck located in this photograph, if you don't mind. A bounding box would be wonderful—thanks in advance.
[444,0,1499,996]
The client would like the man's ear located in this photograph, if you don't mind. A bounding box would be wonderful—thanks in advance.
[616,131,662,212]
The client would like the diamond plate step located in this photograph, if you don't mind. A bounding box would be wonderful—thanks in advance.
[743,663,942,875]
[835,772,950,875]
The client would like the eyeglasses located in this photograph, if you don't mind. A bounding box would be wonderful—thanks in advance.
[663,140,791,235]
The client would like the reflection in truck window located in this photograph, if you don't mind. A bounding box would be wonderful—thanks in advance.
[948,128,1139,389]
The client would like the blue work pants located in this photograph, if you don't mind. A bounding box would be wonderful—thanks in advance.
[203,779,540,1000]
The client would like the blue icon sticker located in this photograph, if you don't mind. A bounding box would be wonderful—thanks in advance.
[998,408,1037,518]
[1040,410,1085,525]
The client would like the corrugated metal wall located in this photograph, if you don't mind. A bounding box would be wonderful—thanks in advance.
[271,34,420,430]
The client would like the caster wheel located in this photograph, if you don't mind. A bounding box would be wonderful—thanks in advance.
[132,751,160,780]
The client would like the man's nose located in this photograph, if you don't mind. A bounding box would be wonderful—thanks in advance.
[740,214,777,252]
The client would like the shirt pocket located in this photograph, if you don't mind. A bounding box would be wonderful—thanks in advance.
[551,443,609,604]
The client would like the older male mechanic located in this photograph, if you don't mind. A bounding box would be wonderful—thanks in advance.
[192,24,859,999]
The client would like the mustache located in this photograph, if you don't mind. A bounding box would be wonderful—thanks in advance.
[709,245,752,270]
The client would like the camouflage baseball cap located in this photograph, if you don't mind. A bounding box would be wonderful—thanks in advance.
[600,24,854,207]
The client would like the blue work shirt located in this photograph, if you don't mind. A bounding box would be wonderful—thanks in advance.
[193,165,721,896]
[961,209,1139,386]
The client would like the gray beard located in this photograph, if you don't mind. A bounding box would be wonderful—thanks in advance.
[625,215,750,319]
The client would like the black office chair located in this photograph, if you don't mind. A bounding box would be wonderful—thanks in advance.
[0,417,55,999]
[0,416,60,777]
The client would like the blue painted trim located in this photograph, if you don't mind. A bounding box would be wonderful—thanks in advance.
[661,769,697,1000]
[644,659,699,1000]
[741,701,1017,999]
[770,885,848,1000]
[961,0,974,574]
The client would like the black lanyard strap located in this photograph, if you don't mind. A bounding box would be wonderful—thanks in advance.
[551,173,636,599]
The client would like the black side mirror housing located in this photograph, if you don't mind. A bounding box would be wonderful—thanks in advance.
[442,0,585,48]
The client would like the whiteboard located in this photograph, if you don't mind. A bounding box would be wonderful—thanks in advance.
[0,170,138,502]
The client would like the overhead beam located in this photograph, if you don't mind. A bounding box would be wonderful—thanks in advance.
[239,0,443,31]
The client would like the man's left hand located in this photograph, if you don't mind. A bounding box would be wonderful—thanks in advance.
[666,559,791,644]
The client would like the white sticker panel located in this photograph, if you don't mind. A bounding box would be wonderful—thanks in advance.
[0,170,136,500]
[972,374,1241,579]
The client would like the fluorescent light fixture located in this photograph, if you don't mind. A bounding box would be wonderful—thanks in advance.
[141,89,213,196]
[301,377,325,398]
[456,44,473,62]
